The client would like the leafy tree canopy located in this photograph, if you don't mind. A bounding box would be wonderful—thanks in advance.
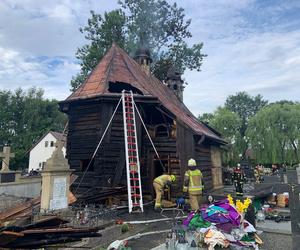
[199,92,268,165]
[225,91,268,137]
[199,107,242,166]
[200,107,241,142]
[246,102,300,165]
[0,88,66,170]
[71,0,206,90]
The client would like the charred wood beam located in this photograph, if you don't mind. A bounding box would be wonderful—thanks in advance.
[155,106,175,120]
[112,149,126,187]
[59,94,159,109]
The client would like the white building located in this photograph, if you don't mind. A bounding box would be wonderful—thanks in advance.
[28,131,66,172]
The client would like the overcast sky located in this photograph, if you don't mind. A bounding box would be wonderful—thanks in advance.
[0,0,299,115]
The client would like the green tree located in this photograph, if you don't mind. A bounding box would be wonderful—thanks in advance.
[71,9,127,89]
[246,102,300,165]
[225,92,268,156]
[71,0,206,90]
[0,88,67,170]
[199,107,242,166]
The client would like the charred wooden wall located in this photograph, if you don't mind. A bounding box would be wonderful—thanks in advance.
[177,122,213,191]
[65,99,214,198]
[194,143,213,190]
[66,101,103,194]
[142,137,179,197]
[66,100,127,194]
[66,99,145,195]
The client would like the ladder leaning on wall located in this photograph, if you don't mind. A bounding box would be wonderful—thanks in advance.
[74,90,164,213]
[122,90,143,213]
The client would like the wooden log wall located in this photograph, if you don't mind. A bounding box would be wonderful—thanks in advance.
[66,99,215,198]
[176,123,195,188]
[67,102,103,194]
[67,100,144,195]
[177,122,214,192]
[194,143,213,190]
[97,105,126,187]
[142,137,180,197]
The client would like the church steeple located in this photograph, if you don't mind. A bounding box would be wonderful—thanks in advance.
[134,33,152,75]
[166,65,185,102]
[134,46,152,75]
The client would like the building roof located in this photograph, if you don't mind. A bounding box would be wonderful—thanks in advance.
[28,131,66,153]
[65,44,225,143]
[50,131,66,142]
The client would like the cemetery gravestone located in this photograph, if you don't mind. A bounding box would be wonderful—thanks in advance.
[40,140,73,212]
[263,175,281,184]
[0,146,17,183]
[286,169,298,185]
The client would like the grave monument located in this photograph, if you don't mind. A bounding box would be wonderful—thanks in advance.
[0,145,20,183]
[40,140,73,212]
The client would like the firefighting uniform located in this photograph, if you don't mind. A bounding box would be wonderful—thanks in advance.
[153,175,173,208]
[232,167,245,196]
[254,168,260,183]
[183,169,203,210]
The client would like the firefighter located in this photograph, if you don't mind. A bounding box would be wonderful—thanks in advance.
[183,158,204,211]
[254,165,261,183]
[153,174,176,210]
[232,163,245,196]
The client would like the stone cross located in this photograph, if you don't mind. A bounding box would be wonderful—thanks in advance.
[43,140,67,171]
[0,146,15,172]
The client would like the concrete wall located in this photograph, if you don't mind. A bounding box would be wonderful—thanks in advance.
[0,179,41,198]
[0,195,28,212]
[28,133,66,172]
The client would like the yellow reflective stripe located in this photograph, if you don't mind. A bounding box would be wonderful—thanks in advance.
[189,186,203,191]
[190,170,201,176]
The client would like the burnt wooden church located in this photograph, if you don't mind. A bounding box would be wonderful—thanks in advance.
[59,44,226,199]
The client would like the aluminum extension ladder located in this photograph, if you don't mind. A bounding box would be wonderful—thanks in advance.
[122,91,144,213]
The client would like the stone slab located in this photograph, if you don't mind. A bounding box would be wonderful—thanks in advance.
[0,172,15,183]
[256,220,291,235]
[287,170,298,184]
[263,175,281,184]
[254,183,290,196]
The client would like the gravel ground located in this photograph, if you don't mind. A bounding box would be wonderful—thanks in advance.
[63,188,293,250]
[259,232,292,250]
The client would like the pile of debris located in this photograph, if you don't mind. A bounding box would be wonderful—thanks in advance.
[165,197,263,250]
[76,186,127,204]
[0,197,103,249]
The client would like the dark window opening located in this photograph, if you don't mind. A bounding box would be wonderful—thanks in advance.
[173,84,178,90]
[50,141,54,147]
[45,141,48,147]
[153,159,168,178]
[108,82,143,95]
[145,105,173,125]
[80,159,95,172]
[155,125,169,138]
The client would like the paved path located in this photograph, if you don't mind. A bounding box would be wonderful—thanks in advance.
[257,220,291,235]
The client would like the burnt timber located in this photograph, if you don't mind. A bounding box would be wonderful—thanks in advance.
[59,43,226,199]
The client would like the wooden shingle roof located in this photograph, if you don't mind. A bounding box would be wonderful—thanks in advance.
[65,44,224,142]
